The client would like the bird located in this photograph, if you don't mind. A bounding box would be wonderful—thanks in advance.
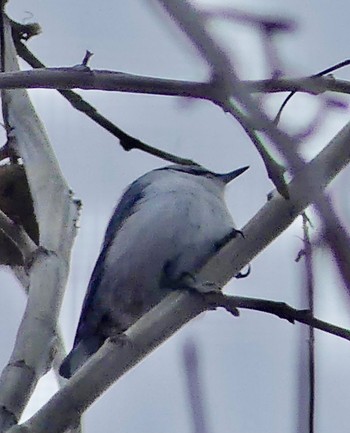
[59,163,249,378]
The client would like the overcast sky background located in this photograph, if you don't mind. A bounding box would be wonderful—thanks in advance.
[1,1,350,432]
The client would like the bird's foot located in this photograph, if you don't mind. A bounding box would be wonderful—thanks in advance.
[182,275,240,315]
[108,330,131,347]
[235,264,251,279]
[179,272,222,294]
[161,260,220,293]
[214,228,245,252]
[162,265,240,314]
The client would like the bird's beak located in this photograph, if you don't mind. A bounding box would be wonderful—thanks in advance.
[218,166,249,184]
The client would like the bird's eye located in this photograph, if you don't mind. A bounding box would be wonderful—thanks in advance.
[204,171,216,179]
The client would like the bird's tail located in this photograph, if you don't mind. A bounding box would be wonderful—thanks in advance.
[59,335,103,378]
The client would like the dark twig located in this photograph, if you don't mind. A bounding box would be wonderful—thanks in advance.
[201,7,295,34]
[274,59,350,124]
[302,214,315,433]
[0,5,18,164]
[12,35,195,166]
[0,141,9,160]
[321,201,350,297]
[201,7,296,77]
[204,292,350,342]
[313,59,350,77]
[183,340,210,433]
[81,50,93,67]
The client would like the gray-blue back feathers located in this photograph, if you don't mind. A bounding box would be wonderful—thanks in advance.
[59,164,247,378]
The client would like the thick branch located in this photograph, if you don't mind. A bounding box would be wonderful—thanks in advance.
[0,67,215,97]
[0,16,79,429]
[0,68,348,98]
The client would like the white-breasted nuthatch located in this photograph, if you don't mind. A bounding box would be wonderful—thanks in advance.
[59,164,249,378]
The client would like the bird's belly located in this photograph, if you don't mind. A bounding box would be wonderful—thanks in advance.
[96,193,234,329]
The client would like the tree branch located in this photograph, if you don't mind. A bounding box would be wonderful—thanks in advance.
[0,67,215,96]
[0,66,349,99]
[246,76,350,95]
[205,293,350,342]
[0,15,80,430]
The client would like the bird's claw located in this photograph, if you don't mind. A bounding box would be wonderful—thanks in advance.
[108,331,131,347]
[235,264,251,279]
[234,229,245,239]
[179,272,222,293]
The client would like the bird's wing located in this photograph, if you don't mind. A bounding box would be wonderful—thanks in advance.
[72,178,148,347]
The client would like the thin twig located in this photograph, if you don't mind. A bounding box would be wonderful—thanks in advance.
[205,292,350,342]
[312,59,350,77]
[222,101,289,198]
[81,50,93,67]
[12,37,196,166]
[302,214,315,433]
[274,59,350,124]
[155,0,350,305]
[201,7,295,33]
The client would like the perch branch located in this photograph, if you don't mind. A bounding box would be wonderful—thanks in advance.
[205,293,350,342]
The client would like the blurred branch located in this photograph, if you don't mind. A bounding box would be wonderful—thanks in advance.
[156,0,300,196]
[183,340,210,433]
[246,76,350,95]
[321,203,350,294]
[155,1,350,298]
[200,6,295,33]
[201,6,297,78]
